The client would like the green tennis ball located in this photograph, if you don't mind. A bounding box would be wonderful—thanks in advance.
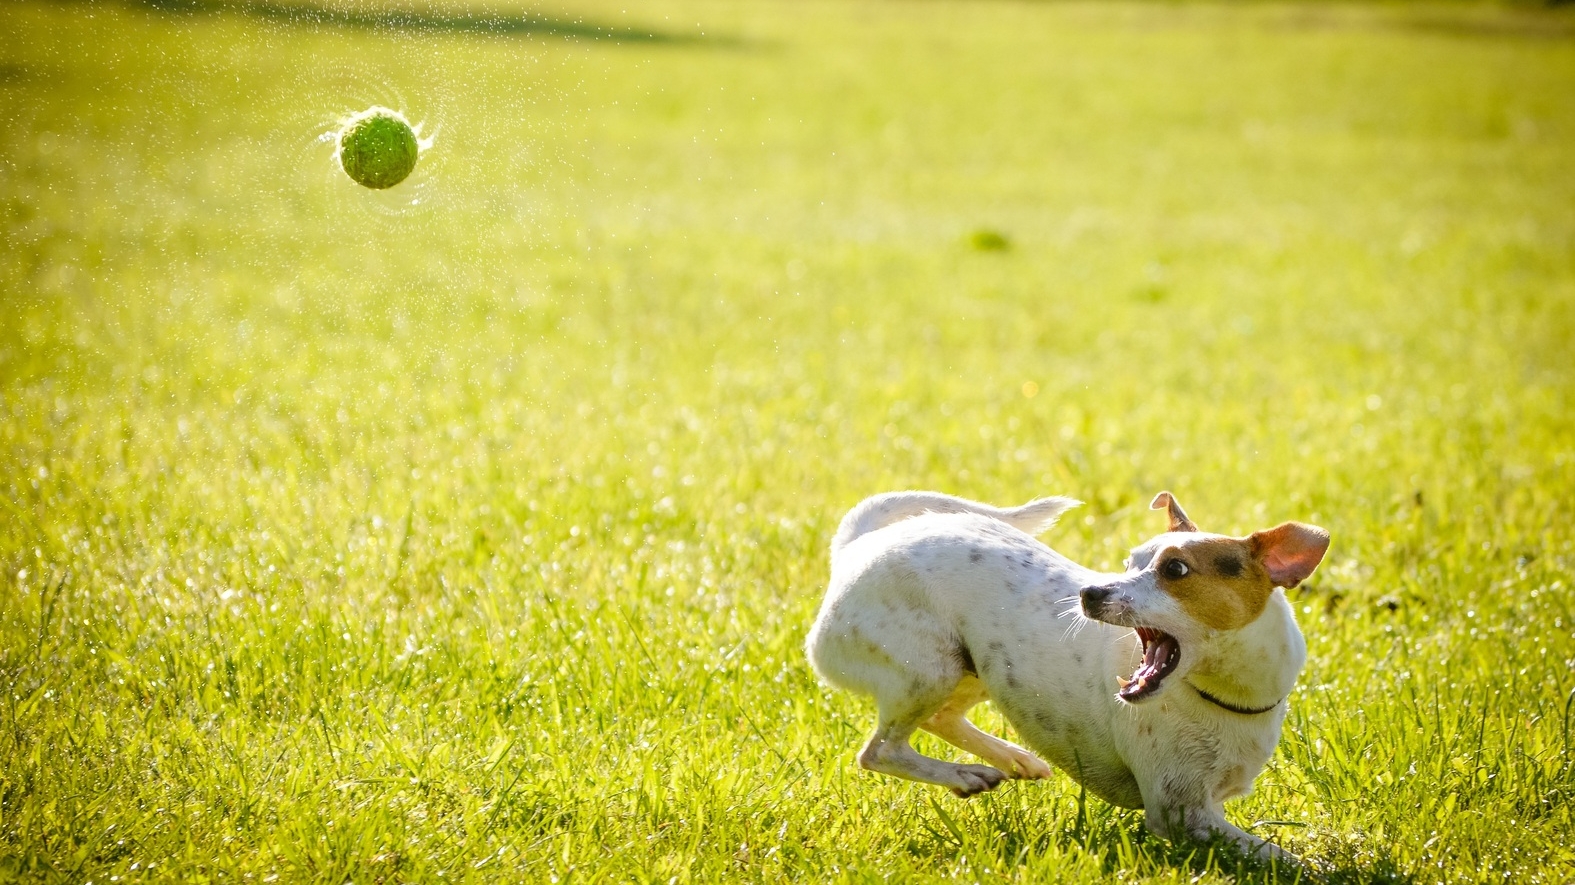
[337,107,420,190]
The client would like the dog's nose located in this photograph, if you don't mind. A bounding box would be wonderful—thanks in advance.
[1080,585,1114,616]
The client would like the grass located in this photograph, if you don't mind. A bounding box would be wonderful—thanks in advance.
[2,0,1574,881]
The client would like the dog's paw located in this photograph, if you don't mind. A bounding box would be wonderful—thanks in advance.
[949,765,1008,797]
[1000,749,1053,780]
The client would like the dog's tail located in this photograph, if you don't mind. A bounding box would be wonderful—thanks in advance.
[830,491,1080,556]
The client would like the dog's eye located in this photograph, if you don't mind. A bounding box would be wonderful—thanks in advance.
[1161,559,1190,579]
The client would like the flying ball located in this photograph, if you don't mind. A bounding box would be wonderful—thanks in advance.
[337,106,420,189]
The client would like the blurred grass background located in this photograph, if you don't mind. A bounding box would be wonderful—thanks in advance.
[2,0,1574,882]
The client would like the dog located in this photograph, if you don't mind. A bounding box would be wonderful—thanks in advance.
[805,490,1328,862]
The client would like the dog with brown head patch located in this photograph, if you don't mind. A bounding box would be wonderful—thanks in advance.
[806,489,1329,865]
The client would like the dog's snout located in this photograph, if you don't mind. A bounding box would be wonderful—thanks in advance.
[1080,585,1115,616]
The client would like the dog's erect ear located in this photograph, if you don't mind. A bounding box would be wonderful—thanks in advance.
[1150,491,1199,533]
[1249,522,1331,589]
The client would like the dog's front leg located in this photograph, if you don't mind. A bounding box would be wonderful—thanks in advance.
[1144,805,1301,867]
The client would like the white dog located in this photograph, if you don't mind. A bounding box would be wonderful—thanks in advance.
[806,490,1329,862]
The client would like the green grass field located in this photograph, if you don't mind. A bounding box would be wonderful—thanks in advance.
[3,0,1575,881]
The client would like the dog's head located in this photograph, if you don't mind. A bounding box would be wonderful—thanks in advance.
[1079,492,1328,706]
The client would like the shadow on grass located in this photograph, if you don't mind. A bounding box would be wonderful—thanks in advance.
[124,0,738,46]
[1386,11,1575,40]
[1080,827,1418,885]
[892,0,1575,40]
[923,793,1415,885]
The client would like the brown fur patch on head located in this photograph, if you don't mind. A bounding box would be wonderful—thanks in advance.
[1154,537,1274,631]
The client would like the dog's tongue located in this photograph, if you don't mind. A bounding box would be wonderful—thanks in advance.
[1143,635,1171,669]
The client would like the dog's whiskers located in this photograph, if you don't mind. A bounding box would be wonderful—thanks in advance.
[1058,606,1092,641]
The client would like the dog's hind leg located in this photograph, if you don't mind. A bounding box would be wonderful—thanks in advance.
[858,681,1011,797]
[921,677,1053,780]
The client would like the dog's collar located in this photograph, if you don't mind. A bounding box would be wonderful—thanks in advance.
[1188,681,1285,716]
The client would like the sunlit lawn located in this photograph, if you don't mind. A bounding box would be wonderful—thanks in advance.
[2,0,1574,882]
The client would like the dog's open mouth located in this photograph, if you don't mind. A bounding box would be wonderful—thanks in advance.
[1119,627,1180,702]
